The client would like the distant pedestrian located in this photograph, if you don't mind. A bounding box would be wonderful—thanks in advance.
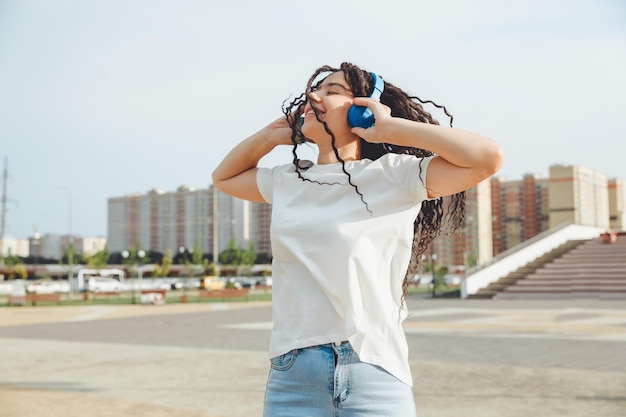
[212,62,504,416]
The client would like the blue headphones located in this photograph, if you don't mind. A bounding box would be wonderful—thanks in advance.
[347,72,384,129]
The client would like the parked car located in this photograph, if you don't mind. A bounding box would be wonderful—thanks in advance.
[169,281,183,290]
[255,277,273,287]
[443,274,463,287]
[87,277,121,293]
[225,278,243,290]
[200,276,226,290]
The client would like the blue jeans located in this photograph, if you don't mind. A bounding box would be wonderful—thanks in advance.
[264,341,416,417]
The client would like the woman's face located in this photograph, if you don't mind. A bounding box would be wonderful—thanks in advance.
[300,71,356,144]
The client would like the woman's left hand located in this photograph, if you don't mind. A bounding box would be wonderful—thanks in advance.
[349,97,392,143]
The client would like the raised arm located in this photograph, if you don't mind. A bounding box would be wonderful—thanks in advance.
[212,117,293,202]
[351,97,505,198]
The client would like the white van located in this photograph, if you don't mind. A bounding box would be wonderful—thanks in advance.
[87,277,121,293]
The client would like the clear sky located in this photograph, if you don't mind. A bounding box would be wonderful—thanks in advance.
[1,0,625,240]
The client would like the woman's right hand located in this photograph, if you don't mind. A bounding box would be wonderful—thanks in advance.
[262,116,297,147]
[212,115,295,203]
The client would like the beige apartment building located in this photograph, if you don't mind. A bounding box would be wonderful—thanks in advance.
[27,235,106,260]
[489,163,622,258]
[609,178,626,231]
[548,164,609,229]
[432,162,623,270]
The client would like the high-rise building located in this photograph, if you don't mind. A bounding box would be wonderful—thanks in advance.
[491,174,549,256]
[608,178,626,231]
[522,174,550,242]
[490,164,614,258]
[431,179,493,269]
[26,234,105,260]
[106,162,622,271]
[107,186,272,259]
[251,201,272,257]
[549,164,609,229]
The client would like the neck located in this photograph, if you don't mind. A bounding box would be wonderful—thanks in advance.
[316,139,361,165]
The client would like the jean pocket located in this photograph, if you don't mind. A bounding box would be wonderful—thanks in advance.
[270,349,299,371]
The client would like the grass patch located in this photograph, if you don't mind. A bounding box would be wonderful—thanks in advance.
[2,291,273,307]
[407,285,460,297]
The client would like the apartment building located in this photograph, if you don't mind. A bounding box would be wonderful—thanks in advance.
[27,234,106,260]
[106,163,623,269]
[438,162,620,267]
[549,164,609,229]
[491,174,549,255]
[490,163,620,257]
[430,178,493,269]
[1,236,30,258]
[609,178,626,231]
[107,185,271,258]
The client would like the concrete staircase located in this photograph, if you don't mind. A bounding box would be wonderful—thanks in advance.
[470,240,585,299]
[493,232,626,299]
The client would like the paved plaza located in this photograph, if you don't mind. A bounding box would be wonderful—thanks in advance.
[0,298,625,417]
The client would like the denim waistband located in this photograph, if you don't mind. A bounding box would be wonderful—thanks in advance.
[305,340,351,352]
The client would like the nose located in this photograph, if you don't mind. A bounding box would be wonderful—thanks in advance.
[307,90,322,102]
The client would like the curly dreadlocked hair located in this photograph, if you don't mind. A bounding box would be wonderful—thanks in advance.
[281,62,466,302]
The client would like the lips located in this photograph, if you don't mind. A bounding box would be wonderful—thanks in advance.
[304,105,324,118]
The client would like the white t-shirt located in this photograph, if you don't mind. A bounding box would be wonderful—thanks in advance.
[256,152,434,386]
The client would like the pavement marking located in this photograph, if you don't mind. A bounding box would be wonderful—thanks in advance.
[65,306,122,322]
[209,303,231,311]
[404,307,626,341]
[219,321,273,330]
[0,302,271,327]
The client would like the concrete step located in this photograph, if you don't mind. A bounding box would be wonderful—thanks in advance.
[494,291,626,300]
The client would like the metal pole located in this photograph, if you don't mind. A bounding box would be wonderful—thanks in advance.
[122,250,134,304]
[62,186,73,299]
[138,249,145,302]
[212,186,220,275]
[431,253,437,298]
[0,157,7,265]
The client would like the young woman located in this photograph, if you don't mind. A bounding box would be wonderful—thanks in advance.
[212,62,504,416]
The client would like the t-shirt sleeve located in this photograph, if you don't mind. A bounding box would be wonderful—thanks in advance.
[411,155,437,202]
[387,154,438,203]
[256,167,275,204]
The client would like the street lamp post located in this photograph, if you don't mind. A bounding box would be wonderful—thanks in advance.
[431,253,438,298]
[32,227,41,280]
[62,186,73,299]
[179,246,187,284]
[137,249,145,295]
[122,249,145,305]
[121,250,135,304]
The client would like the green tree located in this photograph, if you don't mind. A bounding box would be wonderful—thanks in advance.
[3,249,20,268]
[241,242,257,266]
[191,245,208,271]
[12,263,28,280]
[219,239,257,276]
[60,242,82,265]
[181,244,209,278]
[3,250,28,280]
[85,247,110,269]
[466,252,478,268]
[219,238,242,266]
[153,249,173,278]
